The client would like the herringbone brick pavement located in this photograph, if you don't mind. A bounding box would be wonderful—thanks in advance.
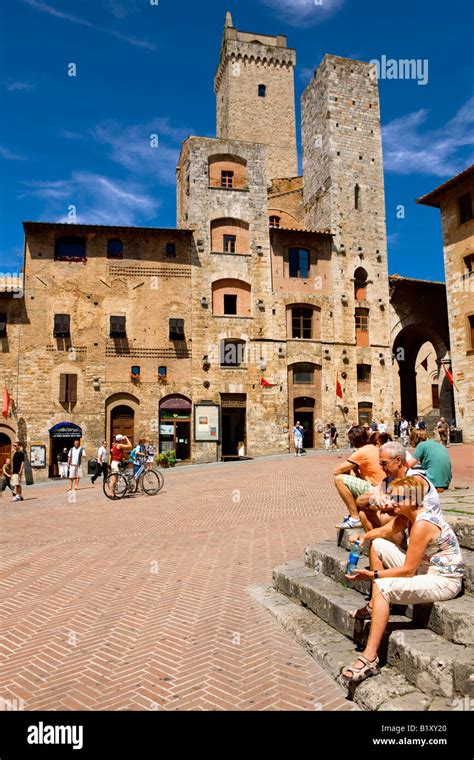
[1,447,471,711]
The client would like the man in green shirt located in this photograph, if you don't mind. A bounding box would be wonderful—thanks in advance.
[407,430,452,491]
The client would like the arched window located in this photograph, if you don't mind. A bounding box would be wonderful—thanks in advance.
[270,215,281,228]
[107,239,123,259]
[208,155,247,190]
[212,279,251,317]
[220,339,246,367]
[55,237,86,261]
[258,84,266,97]
[354,267,368,301]
[211,218,249,254]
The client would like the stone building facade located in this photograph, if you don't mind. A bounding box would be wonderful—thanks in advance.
[417,166,474,442]
[0,12,454,479]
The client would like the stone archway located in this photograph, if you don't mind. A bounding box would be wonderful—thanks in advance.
[390,277,454,424]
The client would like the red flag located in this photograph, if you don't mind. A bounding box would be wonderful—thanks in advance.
[2,388,10,419]
[336,373,343,399]
[441,364,458,391]
[260,377,278,388]
[420,357,429,371]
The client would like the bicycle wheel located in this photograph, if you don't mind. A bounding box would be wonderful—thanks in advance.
[141,470,162,496]
[103,473,128,500]
[127,473,138,494]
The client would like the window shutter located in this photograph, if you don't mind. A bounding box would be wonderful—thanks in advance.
[169,318,185,340]
[59,374,67,403]
[68,374,77,403]
[110,316,126,337]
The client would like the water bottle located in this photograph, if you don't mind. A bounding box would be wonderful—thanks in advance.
[346,540,362,574]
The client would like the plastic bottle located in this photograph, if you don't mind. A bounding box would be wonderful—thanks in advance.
[346,540,362,574]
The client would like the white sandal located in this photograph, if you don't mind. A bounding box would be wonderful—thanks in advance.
[340,655,380,686]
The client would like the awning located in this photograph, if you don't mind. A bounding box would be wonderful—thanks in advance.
[160,396,192,412]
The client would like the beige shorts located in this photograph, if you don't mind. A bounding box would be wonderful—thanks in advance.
[10,474,21,487]
[372,538,462,604]
[111,461,121,474]
[68,465,82,479]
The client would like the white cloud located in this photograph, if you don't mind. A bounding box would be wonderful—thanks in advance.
[62,118,193,186]
[0,145,26,161]
[20,172,160,226]
[383,96,474,177]
[260,0,346,26]
[22,0,157,50]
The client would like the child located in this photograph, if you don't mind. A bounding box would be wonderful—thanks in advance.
[1,459,13,493]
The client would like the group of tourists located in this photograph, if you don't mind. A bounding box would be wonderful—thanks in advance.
[1,442,25,502]
[329,424,463,689]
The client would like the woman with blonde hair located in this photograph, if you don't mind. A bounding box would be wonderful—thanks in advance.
[340,476,463,686]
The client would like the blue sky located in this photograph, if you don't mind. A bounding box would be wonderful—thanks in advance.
[1,0,473,278]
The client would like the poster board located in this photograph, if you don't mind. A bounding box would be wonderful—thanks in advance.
[194,404,220,442]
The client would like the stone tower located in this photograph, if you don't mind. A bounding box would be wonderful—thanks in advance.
[214,11,298,183]
[302,55,393,424]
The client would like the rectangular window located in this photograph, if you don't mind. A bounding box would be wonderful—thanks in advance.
[355,309,370,347]
[59,374,77,403]
[358,403,373,426]
[223,235,236,253]
[458,192,473,225]
[292,308,312,339]
[289,248,310,279]
[469,315,474,350]
[463,253,474,274]
[131,366,141,377]
[169,318,185,341]
[158,366,167,377]
[53,314,71,338]
[166,243,176,257]
[110,316,126,337]
[223,294,238,315]
[357,364,371,382]
[221,171,234,189]
[0,313,6,337]
[221,341,245,367]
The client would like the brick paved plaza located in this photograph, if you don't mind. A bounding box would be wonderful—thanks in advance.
[1,446,472,712]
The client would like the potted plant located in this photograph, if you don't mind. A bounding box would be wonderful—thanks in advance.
[157,451,177,468]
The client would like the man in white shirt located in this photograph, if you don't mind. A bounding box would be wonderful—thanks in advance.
[68,440,86,492]
[91,440,108,484]
[399,417,409,446]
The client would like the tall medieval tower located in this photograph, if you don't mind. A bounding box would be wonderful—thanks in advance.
[214,11,298,183]
[302,56,393,423]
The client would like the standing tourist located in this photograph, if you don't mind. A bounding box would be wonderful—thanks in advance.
[57,447,69,479]
[378,419,387,434]
[330,422,339,450]
[400,417,409,446]
[146,440,156,471]
[293,421,304,457]
[323,424,331,451]
[67,440,86,492]
[91,440,109,484]
[11,442,25,502]
[393,410,401,438]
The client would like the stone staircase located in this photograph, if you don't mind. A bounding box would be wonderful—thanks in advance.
[253,491,474,711]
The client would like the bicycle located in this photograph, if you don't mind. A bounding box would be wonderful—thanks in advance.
[103,460,164,500]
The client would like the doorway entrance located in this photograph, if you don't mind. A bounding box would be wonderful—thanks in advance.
[221,394,246,459]
[49,422,83,478]
[159,395,192,462]
[0,433,12,471]
[111,406,135,442]
[293,397,315,448]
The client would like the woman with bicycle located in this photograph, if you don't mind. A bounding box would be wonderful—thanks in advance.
[110,435,132,499]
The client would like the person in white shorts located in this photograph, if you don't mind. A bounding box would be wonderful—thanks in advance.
[67,440,86,492]
[340,475,463,687]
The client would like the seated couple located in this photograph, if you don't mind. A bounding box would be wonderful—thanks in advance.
[333,439,464,688]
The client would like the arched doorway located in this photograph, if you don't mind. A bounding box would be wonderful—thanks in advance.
[0,432,12,470]
[159,395,192,461]
[111,406,135,443]
[49,422,83,478]
[294,397,315,448]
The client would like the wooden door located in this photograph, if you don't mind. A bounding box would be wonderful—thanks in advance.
[111,406,135,443]
[0,434,11,471]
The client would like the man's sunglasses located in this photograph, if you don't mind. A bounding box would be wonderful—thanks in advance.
[380,456,398,469]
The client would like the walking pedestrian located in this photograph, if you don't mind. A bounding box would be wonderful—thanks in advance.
[57,448,69,479]
[1,458,13,493]
[11,442,25,502]
[393,410,401,438]
[293,421,304,457]
[437,417,450,447]
[91,440,109,484]
[323,423,332,451]
[67,440,86,492]
[330,422,339,450]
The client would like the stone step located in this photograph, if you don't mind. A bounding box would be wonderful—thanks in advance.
[249,583,450,711]
[273,560,471,698]
[449,516,474,551]
[305,541,474,644]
